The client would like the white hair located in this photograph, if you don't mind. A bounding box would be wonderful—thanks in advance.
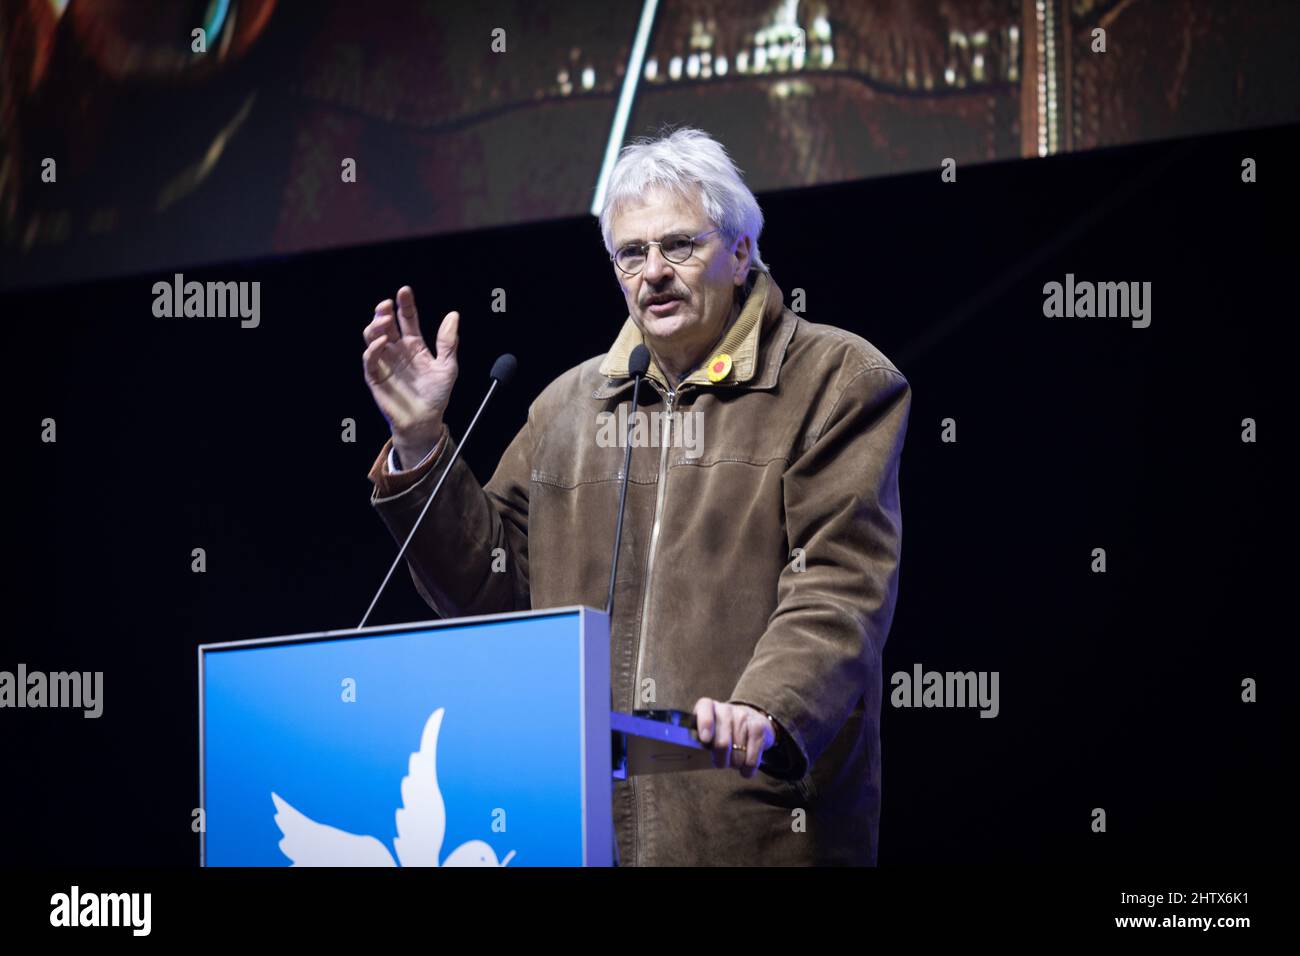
[598,127,768,277]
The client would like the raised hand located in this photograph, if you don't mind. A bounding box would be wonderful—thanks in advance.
[362,286,459,468]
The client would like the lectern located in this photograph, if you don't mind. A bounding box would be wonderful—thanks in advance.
[198,606,714,867]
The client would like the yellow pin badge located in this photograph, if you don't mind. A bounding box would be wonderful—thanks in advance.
[705,352,733,382]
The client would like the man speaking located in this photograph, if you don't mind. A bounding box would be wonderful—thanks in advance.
[361,127,911,866]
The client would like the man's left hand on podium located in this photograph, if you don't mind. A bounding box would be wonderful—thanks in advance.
[692,698,779,779]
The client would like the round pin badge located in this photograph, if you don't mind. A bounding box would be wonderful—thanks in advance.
[706,352,733,382]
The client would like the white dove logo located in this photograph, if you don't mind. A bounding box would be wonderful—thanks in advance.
[270,707,516,867]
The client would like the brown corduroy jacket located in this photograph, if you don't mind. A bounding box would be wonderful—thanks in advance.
[367,270,910,865]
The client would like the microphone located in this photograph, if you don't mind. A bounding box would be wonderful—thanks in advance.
[489,353,518,387]
[358,354,518,629]
[606,345,651,617]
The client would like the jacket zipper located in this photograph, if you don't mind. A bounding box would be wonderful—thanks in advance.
[629,385,675,868]
[632,385,675,708]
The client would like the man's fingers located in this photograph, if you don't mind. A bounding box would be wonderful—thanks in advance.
[725,709,747,774]
[366,298,398,345]
[364,314,392,348]
[711,706,734,769]
[434,310,460,362]
[695,698,730,767]
[362,334,392,380]
[396,286,422,340]
[739,711,762,777]
[694,698,716,744]
[695,699,765,771]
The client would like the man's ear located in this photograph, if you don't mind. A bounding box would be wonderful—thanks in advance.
[731,234,754,285]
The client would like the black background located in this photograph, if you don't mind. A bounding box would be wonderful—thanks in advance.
[0,121,1289,868]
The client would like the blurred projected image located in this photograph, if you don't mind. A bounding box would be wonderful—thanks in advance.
[2,0,1296,288]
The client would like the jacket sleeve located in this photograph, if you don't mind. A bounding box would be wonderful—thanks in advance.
[728,365,911,780]
[367,412,535,618]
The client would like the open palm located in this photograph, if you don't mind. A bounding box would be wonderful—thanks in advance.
[362,285,459,461]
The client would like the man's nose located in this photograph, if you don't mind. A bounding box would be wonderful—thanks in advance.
[642,243,673,283]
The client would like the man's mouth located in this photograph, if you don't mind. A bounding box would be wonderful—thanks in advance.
[645,294,683,316]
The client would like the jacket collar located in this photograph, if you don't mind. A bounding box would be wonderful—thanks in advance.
[593,270,795,399]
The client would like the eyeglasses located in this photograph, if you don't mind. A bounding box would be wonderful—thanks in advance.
[611,228,721,276]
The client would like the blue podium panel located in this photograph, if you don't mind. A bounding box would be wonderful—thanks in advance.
[199,607,612,867]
